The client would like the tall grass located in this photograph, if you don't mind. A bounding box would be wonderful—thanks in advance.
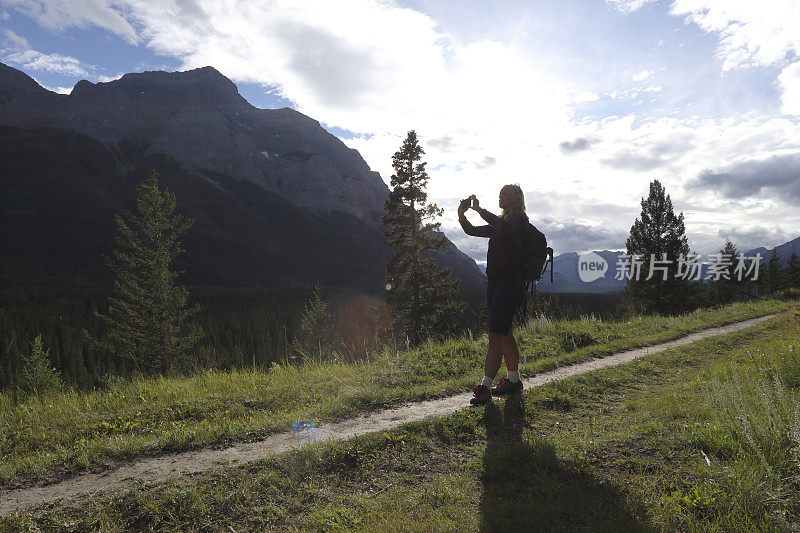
[706,366,800,476]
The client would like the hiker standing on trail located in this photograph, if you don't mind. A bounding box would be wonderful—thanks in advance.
[458,185,528,405]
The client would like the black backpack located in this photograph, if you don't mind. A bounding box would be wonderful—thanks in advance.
[521,222,552,284]
[517,222,553,323]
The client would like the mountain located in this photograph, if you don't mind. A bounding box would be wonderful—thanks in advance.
[0,63,484,294]
[0,63,386,223]
[745,236,800,262]
[538,251,627,293]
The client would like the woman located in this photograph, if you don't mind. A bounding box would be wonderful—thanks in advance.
[458,184,528,405]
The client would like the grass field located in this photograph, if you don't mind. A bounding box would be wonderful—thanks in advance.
[0,298,796,493]
[3,303,798,531]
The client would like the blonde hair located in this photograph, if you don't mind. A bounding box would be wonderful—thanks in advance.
[499,183,526,218]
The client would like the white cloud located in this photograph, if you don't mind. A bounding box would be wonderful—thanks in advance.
[2,48,92,76]
[606,0,658,13]
[2,0,139,44]
[97,72,124,82]
[1,11,10,20]
[572,91,600,103]
[691,223,790,257]
[77,1,573,190]
[778,61,800,115]
[2,1,570,139]
[608,1,800,71]
[38,81,73,94]
[669,1,800,70]
[632,69,652,81]
[2,28,29,48]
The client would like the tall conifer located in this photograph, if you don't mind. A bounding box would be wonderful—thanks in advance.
[95,170,202,374]
[761,248,784,294]
[382,131,465,343]
[718,239,739,283]
[626,179,690,312]
[787,252,800,289]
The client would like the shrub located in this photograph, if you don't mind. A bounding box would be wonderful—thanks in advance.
[19,335,63,396]
[292,284,339,362]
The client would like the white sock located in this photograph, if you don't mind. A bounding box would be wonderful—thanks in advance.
[481,375,493,388]
[507,370,520,383]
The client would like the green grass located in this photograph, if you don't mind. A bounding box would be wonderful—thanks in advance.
[3,307,799,531]
[0,298,796,490]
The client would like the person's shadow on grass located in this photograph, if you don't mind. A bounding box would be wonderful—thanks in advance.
[479,394,654,532]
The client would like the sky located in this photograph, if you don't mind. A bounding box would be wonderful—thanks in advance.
[1,0,799,264]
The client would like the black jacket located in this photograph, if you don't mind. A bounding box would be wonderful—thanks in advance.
[459,208,527,283]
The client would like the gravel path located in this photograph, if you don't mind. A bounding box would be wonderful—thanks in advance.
[0,312,783,516]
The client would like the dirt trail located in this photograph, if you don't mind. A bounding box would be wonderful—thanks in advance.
[0,313,783,516]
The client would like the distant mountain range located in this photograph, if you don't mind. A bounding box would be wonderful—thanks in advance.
[536,236,800,293]
[0,63,484,295]
[743,237,800,262]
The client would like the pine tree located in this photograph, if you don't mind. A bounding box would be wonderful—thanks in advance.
[625,179,690,313]
[19,335,62,396]
[787,252,800,289]
[712,239,740,303]
[292,283,338,362]
[94,170,202,374]
[718,239,739,282]
[382,131,466,343]
[760,248,784,294]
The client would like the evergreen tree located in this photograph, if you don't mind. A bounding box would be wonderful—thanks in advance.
[712,239,740,303]
[292,283,338,362]
[19,335,62,396]
[94,170,202,374]
[382,131,466,343]
[625,179,690,313]
[718,239,739,282]
[760,248,784,294]
[787,252,800,289]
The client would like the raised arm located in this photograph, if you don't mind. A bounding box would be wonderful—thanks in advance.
[459,212,492,238]
[478,208,501,226]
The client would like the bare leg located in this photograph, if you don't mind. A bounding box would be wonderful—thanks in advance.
[501,327,519,371]
[484,332,504,379]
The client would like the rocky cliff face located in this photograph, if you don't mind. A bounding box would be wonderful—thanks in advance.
[0,63,387,224]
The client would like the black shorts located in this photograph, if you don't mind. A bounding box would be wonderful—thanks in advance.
[487,280,525,334]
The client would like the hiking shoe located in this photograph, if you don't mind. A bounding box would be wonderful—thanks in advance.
[470,384,491,406]
[491,377,523,396]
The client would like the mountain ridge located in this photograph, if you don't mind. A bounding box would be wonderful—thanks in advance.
[0,62,387,224]
[0,63,485,295]
[744,236,800,262]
